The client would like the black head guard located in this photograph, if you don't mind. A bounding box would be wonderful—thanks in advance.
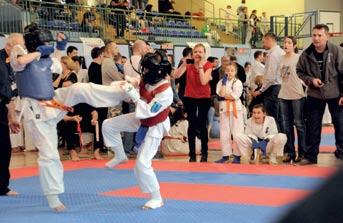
[140,49,172,85]
[23,23,53,53]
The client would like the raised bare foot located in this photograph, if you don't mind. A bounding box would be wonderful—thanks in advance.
[105,157,128,168]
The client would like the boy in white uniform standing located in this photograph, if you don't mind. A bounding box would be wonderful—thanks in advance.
[235,104,286,164]
[215,62,244,163]
[103,50,173,209]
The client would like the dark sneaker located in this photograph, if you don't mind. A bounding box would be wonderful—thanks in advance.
[298,158,316,166]
[200,156,207,162]
[334,150,343,160]
[232,155,241,164]
[215,156,229,163]
[153,151,164,160]
[189,156,196,162]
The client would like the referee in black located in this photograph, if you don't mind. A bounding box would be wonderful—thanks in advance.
[0,37,20,196]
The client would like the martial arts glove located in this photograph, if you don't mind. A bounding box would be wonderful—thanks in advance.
[134,125,149,149]
[36,45,54,57]
[252,139,268,156]
[56,33,68,51]
[123,82,140,103]
[222,74,228,85]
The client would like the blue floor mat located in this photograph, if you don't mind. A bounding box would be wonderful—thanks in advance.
[0,168,327,223]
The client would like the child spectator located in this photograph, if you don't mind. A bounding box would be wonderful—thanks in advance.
[235,104,286,164]
[215,62,244,163]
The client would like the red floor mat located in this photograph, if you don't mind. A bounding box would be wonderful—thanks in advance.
[102,182,309,207]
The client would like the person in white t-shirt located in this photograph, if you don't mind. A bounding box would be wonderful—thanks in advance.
[278,36,306,163]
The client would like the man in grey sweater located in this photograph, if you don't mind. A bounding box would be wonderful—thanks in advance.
[101,41,124,85]
[296,24,343,165]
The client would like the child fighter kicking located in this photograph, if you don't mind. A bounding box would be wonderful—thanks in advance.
[9,25,127,211]
[102,50,173,209]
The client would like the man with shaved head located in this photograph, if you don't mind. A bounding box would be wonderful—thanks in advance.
[124,39,150,83]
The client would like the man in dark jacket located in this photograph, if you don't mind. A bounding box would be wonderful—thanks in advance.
[209,55,230,97]
[0,36,20,196]
[296,24,343,165]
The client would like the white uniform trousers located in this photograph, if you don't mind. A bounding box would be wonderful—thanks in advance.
[219,111,244,156]
[235,133,287,158]
[102,113,162,193]
[102,113,140,159]
[25,117,63,195]
[135,136,162,193]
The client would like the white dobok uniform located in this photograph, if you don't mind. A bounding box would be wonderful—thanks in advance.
[235,116,286,158]
[216,78,245,156]
[10,45,126,196]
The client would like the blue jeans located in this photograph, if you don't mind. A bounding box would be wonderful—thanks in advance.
[304,96,343,162]
[279,98,306,156]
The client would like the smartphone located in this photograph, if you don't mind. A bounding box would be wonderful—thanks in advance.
[186,59,194,64]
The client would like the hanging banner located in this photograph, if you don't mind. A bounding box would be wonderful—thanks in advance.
[223,44,251,66]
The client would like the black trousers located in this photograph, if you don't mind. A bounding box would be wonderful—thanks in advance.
[304,96,343,162]
[183,97,211,158]
[0,119,11,195]
[263,85,281,128]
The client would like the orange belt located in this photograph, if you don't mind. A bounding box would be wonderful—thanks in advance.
[225,99,238,119]
[39,99,74,112]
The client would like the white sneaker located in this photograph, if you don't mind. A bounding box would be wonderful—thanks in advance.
[105,157,128,168]
[142,199,164,210]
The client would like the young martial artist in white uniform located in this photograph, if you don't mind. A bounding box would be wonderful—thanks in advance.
[215,62,244,163]
[10,26,127,211]
[235,104,287,164]
[102,50,173,209]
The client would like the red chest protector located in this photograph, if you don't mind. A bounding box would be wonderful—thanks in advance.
[139,82,171,127]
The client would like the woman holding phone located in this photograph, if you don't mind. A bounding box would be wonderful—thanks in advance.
[173,44,213,162]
